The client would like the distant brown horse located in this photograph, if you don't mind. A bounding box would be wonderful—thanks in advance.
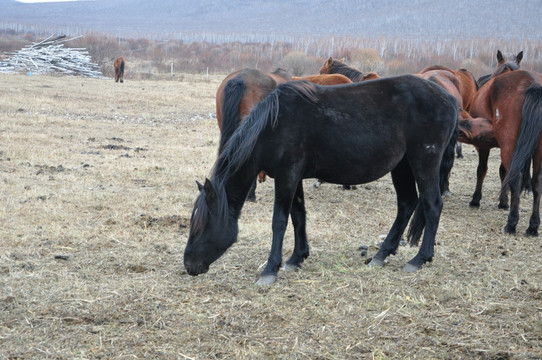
[216,68,292,201]
[114,57,125,83]
[293,73,352,85]
[467,70,542,235]
[319,57,380,82]
[476,50,523,87]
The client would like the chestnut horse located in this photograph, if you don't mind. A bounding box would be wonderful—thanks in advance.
[467,70,542,235]
[319,57,380,82]
[216,68,292,201]
[293,73,352,85]
[114,57,125,83]
[417,65,478,159]
[458,51,523,208]
[476,50,523,87]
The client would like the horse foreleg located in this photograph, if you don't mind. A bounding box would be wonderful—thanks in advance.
[284,182,309,271]
[456,142,463,159]
[470,148,490,207]
[246,177,257,202]
[256,180,299,285]
[369,159,417,267]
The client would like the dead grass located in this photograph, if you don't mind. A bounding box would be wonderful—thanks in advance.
[1,73,541,360]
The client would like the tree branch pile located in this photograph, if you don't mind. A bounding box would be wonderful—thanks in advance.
[0,35,102,77]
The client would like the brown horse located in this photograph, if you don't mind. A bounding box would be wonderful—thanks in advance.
[319,57,380,82]
[114,57,125,83]
[467,70,542,235]
[293,73,352,85]
[459,51,523,208]
[417,65,478,159]
[477,50,523,87]
[216,68,292,201]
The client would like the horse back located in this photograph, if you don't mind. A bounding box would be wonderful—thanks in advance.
[259,76,457,184]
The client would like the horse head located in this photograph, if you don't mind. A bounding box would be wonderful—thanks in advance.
[184,179,238,276]
[494,50,523,75]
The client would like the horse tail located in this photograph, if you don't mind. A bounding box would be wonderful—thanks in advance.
[408,103,458,246]
[501,84,542,195]
[218,75,245,154]
[120,60,124,75]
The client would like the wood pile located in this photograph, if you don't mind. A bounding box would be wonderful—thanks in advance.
[0,35,102,77]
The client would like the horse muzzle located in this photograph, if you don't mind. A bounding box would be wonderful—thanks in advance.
[184,260,209,276]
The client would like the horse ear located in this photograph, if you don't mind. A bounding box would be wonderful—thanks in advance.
[516,51,523,64]
[326,57,333,66]
[497,50,504,64]
[196,180,204,192]
[203,178,217,204]
[339,58,345,63]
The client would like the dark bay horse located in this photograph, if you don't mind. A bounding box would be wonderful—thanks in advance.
[476,50,523,87]
[319,57,380,82]
[184,76,458,284]
[468,70,542,235]
[216,68,292,201]
[114,57,125,83]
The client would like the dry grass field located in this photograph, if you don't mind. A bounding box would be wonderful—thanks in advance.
[1,72,541,360]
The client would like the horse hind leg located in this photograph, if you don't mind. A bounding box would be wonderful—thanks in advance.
[526,162,541,236]
[470,149,490,207]
[504,176,522,234]
[284,181,309,271]
[498,163,510,209]
[369,159,417,267]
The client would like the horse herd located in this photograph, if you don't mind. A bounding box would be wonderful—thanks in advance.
[182,51,542,285]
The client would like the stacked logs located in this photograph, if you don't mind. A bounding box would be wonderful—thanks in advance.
[0,35,102,77]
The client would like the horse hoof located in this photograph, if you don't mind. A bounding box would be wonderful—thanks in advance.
[402,263,421,273]
[525,228,539,237]
[367,257,385,267]
[255,275,277,285]
[503,225,516,235]
[498,204,509,210]
[469,201,480,208]
[283,263,299,272]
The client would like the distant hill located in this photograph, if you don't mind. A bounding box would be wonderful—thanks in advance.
[1,0,541,42]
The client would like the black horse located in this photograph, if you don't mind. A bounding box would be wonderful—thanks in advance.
[184,76,458,284]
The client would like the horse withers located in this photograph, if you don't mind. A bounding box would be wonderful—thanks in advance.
[114,57,125,83]
[184,76,458,284]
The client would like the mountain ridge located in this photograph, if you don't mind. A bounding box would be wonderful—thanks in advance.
[1,0,541,42]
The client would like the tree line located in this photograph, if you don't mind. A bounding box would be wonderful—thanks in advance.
[1,29,541,80]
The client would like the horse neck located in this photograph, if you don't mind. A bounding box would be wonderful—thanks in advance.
[216,160,259,216]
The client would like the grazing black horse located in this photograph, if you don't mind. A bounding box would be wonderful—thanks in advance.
[184,76,458,284]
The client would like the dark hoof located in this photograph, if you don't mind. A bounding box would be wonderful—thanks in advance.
[255,275,277,285]
[246,196,256,203]
[283,263,299,272]
[367,257,385,267]
[525,228,539,237]
[403,263,421,273]
[498,204,510,210]
[503,225,516,235]
[469,201,480,208]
